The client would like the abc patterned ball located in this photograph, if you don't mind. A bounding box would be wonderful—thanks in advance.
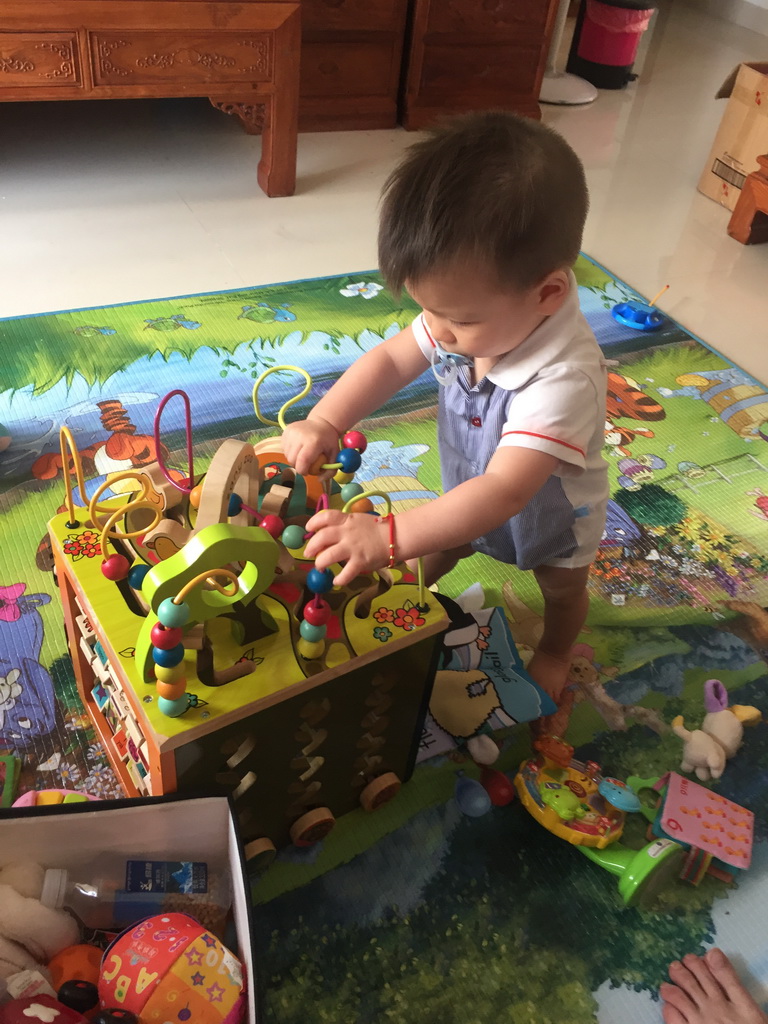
[99,913,244,1024]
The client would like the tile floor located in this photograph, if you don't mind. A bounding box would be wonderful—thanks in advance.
[0,0,766,380]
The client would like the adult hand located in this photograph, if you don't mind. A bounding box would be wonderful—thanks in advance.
[281,416,339,477]
[304,509,389,587]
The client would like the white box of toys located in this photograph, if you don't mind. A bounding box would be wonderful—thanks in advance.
[0,794,257,1024]
[697,62,768,211]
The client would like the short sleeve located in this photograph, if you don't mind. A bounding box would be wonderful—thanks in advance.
[497,367,602,475]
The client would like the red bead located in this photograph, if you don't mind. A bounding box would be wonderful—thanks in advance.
[150,622,184,649]
[261,514,284,538]
[342,430,367,453]
[101,554,130,581]
[303,599,331,626]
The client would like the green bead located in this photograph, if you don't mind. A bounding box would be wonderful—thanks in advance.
[281,525,306,550]
[340,483,364,503]
[300,619,327,643]
[158,597,190,628]
[158,695,190,718]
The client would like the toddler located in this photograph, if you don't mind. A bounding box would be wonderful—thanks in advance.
[282,110,609,707]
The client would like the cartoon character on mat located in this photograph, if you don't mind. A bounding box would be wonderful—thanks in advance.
[603,419,656,458]
[0,584,58,750]
[430,669,504,765]
[33,399,172,571]
[616,453,667,490]
[606,372,666,422]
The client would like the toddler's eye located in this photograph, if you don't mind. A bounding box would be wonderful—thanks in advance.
[450,320,475,327]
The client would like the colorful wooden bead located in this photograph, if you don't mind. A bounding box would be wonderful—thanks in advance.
[189,483,203,509]
[155,679,187,701]
[261,514,284,538]
[152,643,185,668]
[303,599,331,626]
[127,564,150,589]
[334,470,354,485]
[337,447,362,473]
[281,525,306,550]
[158,695,190,718]
[101,554,131,581]
[150,622,183,650]
[228,493,243,516]
[306,568,334,593]
[299,620,327,643]
[154,662,185,684]
[157,597,190,628]
[349,498,374,514]
[342,430,367,452]
[298,637,325,660]
[340,482,364,503]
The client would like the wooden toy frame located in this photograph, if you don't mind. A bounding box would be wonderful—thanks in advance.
[49,427,448,853]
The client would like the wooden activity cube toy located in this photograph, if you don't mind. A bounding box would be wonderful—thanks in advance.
[49,386,448,861]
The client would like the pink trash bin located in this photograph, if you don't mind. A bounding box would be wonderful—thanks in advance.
[566,0,656,90]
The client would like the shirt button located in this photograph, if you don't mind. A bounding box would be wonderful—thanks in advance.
[471,417,482,427]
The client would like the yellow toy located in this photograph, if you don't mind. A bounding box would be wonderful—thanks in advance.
[48,370,448,863]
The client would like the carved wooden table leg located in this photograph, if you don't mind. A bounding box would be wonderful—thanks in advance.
[209,7,299,198]
[727,154,768,245]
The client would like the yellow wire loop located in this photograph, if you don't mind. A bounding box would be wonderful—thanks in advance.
[88,472,162,554]
[59,427,88,524]
[252,365,312,430]
[417,557,426,608]
[341,490,392,515]
[174,568,240,605]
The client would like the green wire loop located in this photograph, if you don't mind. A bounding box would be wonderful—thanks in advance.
[341,490,392,515]
[252,365,312,430]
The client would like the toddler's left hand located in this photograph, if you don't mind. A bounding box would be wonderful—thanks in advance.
[304,509,389,588]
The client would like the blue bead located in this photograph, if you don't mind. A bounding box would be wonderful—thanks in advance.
[158,695,190,718]
[340,482,364,503]
[152,643,185,668]
[228,493,243,516]
[157,598,190,629]
[300,619,327,642]
[281,525,306,550]
[127,564,150,589]
[337,448,362,473]
[306,567,334,593]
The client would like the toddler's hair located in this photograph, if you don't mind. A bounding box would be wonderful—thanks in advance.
[378,110,589,293]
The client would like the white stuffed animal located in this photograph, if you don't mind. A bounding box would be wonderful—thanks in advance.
[672,678,762,781]
[0,862,79,983]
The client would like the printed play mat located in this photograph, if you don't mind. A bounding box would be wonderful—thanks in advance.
[1,256,767,1023]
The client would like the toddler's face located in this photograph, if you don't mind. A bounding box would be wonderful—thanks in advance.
[407,265,557,364]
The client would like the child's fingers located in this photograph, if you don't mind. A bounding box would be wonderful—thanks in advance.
[305,509,342,535]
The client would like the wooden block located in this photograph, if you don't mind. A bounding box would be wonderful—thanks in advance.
[79,635,96,664]
[76,612,95,640]
[113,728,129,759]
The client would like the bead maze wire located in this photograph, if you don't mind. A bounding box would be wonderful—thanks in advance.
[153,389,195,494]
[59,426,89,527]
[88,472,162,561]
[174,568,240,604]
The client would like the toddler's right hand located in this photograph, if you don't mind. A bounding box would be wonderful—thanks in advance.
[281,416,340,476]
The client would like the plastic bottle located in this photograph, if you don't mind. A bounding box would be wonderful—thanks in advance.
[40,857,231,935]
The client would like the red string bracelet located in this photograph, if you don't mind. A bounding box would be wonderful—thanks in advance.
[386,513,396,569]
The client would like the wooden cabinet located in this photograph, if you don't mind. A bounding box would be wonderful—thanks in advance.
[299,0,409,131]
[298,0,558,131]
[0,1,301,197]
[401,0,559,129]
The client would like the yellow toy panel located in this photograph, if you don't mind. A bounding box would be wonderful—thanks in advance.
[49,500,446,747]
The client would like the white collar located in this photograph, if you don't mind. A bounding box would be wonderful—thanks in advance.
[485,271,584,391]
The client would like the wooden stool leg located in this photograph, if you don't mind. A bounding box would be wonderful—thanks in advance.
[728,154,768,245]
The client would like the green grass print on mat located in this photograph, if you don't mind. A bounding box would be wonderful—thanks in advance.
[2,255,768,1024]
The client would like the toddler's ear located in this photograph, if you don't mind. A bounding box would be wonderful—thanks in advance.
[535,269,570,315]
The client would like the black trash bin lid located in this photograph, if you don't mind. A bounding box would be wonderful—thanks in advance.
[587,0,656,9]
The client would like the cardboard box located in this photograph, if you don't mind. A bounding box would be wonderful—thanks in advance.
[697,62,768,211]
[0,793,257,1022]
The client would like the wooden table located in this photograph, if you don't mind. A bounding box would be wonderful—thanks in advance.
[0,0,300,197]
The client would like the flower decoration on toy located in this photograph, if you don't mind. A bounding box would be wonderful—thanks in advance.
[98,913,244,1024]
